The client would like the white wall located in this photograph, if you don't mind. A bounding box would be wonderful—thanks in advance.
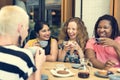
[75,0,80,17]
[75,0,110,38]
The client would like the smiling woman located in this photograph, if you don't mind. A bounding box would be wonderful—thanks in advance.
[24,21,58,62]
[58,17,88,63]
[85,14,120,70]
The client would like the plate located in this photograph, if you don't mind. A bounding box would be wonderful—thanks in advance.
[71,64,84,70]
[108,74,120,80]
[94,71,108,78]
[50,68,74,77]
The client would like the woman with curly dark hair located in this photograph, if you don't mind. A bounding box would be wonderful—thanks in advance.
[85,14,120,70]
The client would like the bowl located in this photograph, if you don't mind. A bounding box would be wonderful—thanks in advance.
[108,74,120,80]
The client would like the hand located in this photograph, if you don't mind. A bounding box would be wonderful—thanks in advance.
[99,38,116,47]
[63,41,75,53]
[104,60,117,69]
[72,41,81,50]
[34,47,46,69]
[63,41,72,52]
[63,41,82,53]
[32,42,41,47]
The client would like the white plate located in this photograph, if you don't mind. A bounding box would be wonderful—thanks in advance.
[50,68,74,77]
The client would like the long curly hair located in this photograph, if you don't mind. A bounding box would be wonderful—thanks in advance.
[58,17,89,51]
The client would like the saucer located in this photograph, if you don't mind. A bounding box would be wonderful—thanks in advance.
[108,74,120,80]
[71,64,84,70]
[71,64,80,69]
[94,71,108,78]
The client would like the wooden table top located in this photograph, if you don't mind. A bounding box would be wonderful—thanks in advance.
[41,62,119,80]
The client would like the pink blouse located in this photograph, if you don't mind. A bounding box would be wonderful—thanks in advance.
[85,37,120,67]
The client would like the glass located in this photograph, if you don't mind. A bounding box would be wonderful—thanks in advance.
[80,58,93,71]
[78,58,93,78]
[55,64,65,69]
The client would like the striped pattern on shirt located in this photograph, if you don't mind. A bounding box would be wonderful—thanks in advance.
[0,45,36,80]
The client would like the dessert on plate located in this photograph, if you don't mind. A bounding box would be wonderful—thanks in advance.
[57,70,69,74]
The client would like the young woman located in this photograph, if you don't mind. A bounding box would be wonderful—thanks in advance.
[85,14,120,69]
[58,17,89,63]
[24,21,58,61]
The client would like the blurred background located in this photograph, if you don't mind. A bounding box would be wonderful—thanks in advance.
[0,0,120,39]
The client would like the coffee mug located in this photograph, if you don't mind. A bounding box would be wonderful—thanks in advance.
[27,46,38,56]
[39,41,48,48]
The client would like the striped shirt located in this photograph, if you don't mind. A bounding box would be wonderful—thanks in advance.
[0,45,36,80]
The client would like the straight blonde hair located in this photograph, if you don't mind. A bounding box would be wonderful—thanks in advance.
[0,5,29,36]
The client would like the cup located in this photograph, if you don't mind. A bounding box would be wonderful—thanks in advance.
[27,46,38,56]
[95,38,101,43]
[39,41,48,48]
[56,64,65,69]
[63,41,68,45]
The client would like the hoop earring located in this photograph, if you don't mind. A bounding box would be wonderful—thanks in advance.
[18,35,22,47]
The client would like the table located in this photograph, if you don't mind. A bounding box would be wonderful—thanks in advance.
[41,62,112,80]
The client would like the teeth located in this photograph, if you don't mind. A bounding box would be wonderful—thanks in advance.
[100,32,106,36]
[101,34,105,36]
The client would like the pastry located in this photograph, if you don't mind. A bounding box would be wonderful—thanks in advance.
[57,70,69,74]
[98,70,107,76]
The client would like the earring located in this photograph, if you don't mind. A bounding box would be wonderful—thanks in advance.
[18,35,22,47]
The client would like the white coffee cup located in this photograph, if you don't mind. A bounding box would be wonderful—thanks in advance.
[39,41,48,48]
[27,46,38,55]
